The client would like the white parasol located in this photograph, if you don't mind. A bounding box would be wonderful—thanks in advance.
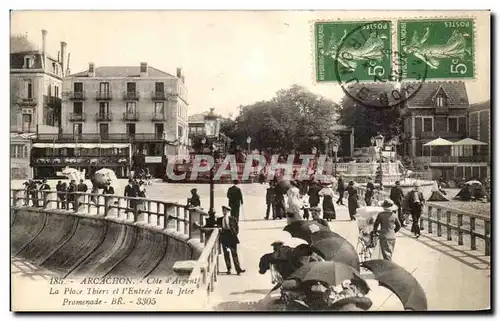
[465,180,482,185]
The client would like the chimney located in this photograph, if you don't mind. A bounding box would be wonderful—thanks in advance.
[41,29,47,68]
[140,62,148,77]
[60,41,67,76]
[176,67,182,78]
[88,63,95,77]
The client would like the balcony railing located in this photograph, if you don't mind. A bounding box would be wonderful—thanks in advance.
[68,112,87,122]
[95,91,113,100]
[18,97,37,106]
[43,95,61,106]
[68,91,86,100]
[123,91,139,101]
[96,113,112,122]
[123,112,140,121]
[152,112,166,121]
[417,155,490,164]
[30,155,130,166]
[151,91,167,100]
[420,131,465,139]
[33,133,166,142]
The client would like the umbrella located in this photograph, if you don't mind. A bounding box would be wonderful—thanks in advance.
[288,261,369,293]
[283,220,331,243]
[361,259,428,311]
[310,231,360,271]
[465,180,482,185]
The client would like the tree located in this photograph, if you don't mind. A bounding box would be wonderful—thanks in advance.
[338,83,405,148]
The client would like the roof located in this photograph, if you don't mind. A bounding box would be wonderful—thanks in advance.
[343,83,402,107]
[454,138,487,146]
[69,66,175,78]
[423,137,454,146]
[469,100,490,112]
[188,113,208,122]
[403,81,469,108]
[10,35,39,53]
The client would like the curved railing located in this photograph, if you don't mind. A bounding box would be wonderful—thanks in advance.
[10,188,222,307]
[354,186,491,256]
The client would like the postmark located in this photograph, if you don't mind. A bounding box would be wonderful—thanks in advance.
[330,20,428,109]
[315,21,392,82]
[398,18,475,80]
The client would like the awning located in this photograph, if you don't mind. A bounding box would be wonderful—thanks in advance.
[423,137,454,146]
[453,138,488,146]
[32,143,131,149]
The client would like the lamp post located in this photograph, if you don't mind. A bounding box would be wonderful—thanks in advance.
[324,137,330,158]
[246,136,251,155]
[204,111,220,222]
[332,142,339,176]
[374,134,385,187]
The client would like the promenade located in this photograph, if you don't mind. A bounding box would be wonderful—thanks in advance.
[10,180,490,311]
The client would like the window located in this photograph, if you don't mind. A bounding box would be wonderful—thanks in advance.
[73,123,83,137]
[99,102,109,116]
[126,82,136,93]
[10,144,27,159]
[74,82,83,93]
[25,80,32,99]
[126,102,136,114]
[47,83,52,96]
[99,123,109,138]
[458,116,466,134]
[154,102,164,114]
[54,86,59,98]
[127,123,136,136]
[448,117,459,132]
[178,126,183,138]
[24,56,33,68]
[422,117,433,132]
[22,114,32,132]
[155,124,164,138]
[99,82,109,93]
[73,102,83,114]
[436,96,445,107]
[155,82,164,93]
[52,62,58,75]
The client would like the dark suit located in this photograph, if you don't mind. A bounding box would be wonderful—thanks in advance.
[407,190,425,236]
[390,186,405,223]
[124,184,138,214]
[365,182,375,206]
[216,215,243,273]
[227,185,243,221]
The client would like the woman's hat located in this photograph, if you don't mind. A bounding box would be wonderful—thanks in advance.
[413,181,421,187]
[348,181,355,186]
[378,199,398,211]
[395,181,400,185]
[222,205,231,211]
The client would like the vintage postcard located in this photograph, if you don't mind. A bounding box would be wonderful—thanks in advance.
[9,10,491,312]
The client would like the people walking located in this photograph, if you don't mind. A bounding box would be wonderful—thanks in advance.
[265,181,276,220]
[346,181,359,221]
[216,206,246,275]
[407,182,425,238]
[56,180,67,209]
[319,183,336,221]
[365,178,375,206]
[187,188,201,208]
[124,179,138,217]
[39,179,50,207]
[336,176,345,205]
[373,199,402,260]
[307,181,321,208]
[390,181,406,227]
[274,189,285,220]
[227,180,244,222]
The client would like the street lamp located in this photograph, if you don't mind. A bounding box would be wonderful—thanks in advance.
[203,111,219,222]
[246,136,252,155]
[374,134,385,187]
[324,137,330,157]
[332,142,339,176]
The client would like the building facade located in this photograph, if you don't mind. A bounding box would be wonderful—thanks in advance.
[402,81,489,180]
[468,100,491,178]
[31,63,189,178]
[10,30,66,179]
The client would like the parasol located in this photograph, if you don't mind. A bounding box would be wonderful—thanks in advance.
[283,220,331,243]
[310,230,360,270]
[361,259,428,311]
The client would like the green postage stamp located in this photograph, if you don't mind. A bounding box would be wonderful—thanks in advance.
[398,19,475,80]
[314,21,393,82]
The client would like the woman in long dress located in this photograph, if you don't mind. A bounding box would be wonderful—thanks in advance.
[318,184,336,221]
[346,181,359,221]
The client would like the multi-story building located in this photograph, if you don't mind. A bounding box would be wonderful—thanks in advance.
[402,81,489,180]
[31,63,189,178]
[10,30,66,179]
[468,100,491,178]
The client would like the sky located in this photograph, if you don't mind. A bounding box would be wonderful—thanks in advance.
[10,10,490,117]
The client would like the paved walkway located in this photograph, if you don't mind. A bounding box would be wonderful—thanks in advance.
[209,192,491,311]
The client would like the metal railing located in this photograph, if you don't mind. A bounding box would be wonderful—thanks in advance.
[151,92,167,100]
[123,91,139,101]
[68,91,86,100]
[18,97,37,106]
[95,113,113,121]
[355,186,491,256]
[123,112,140,121]
[416,156,489,163]
[152,113,166,121]
[30,155,129,166]
[33,132,166,142]
[95,91,113,100]
[68,112,87,121]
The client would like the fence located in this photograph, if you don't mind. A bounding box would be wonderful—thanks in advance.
[355,186,491,256]
[10,188,222,305]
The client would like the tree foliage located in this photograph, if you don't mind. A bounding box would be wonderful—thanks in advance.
[220,85,341,153]
[338,84,405,148]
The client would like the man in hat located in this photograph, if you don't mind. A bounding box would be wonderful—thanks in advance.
[390,181,405,227]
[365,178,375,206]
[227,180,244,222]
[407,182,425,237]
[216,205,245,275]
[373,199,401,260]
